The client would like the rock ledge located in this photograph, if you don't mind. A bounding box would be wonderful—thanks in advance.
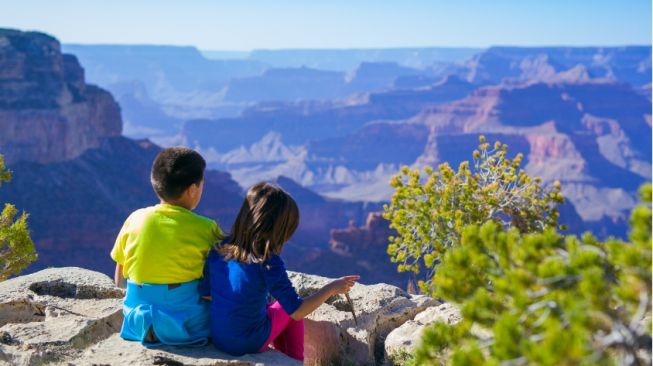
[0,268,458,365]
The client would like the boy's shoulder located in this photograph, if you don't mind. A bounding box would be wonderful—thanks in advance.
[187,211,218,227]
[130,204,222,240]
[137,204,215,227]
[184,211,222,240]
[123,206,157,226]
[164,206,223,241]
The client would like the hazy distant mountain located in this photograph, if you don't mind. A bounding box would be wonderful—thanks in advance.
[64,44,651,146]
[184,75,475,152]
[222,62,445,103]
[62,44,267,96]
[65,45,475,137]
[227,47,483,71]
[461,46,652,87]
[224,67,346,102]
[63,44,268,122]
[104,80,183,138]
[344,62,424,93]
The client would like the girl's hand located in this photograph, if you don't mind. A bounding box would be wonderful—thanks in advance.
[291,275,361,321]
[328,275,360,295]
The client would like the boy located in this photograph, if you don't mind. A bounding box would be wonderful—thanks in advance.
[111,147,223,347]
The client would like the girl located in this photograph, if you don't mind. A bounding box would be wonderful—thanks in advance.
[200,182,359,361]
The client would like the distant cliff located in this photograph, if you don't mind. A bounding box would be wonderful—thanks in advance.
[0,29,121,164]
[462,46,652,87]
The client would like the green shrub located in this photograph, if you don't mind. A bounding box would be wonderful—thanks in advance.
[383,136,563,294]
[387,349,418,366]
[0,155,36,280]
[414,185,651,365]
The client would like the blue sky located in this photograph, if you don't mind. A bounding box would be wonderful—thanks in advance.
[1,0,650,50]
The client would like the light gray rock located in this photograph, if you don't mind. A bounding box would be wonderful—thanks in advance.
[0,267,124,366]
[69,333,301,366]
[0,268,300,366]
[0,268,437,365]
[383,303,462,363]
[288,271,440,365]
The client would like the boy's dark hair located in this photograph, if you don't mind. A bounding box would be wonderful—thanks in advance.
[219,182,299,263]
[151,147,206,201]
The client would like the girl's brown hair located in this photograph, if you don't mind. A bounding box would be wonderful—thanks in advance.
[219,182,299,263]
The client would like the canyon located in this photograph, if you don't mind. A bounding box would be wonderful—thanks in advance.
[0,28,651,288]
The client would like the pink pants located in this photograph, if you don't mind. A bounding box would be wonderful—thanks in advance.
[258,301,304,361]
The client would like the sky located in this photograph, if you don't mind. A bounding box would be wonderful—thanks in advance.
[1,0,651,50]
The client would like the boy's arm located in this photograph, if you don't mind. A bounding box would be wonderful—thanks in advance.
[114,264,126,288]
[111,212,135,289]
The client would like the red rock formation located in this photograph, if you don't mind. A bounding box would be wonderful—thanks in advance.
[329,212,394,256]
[286,212,411,288]
[0,29,121,164]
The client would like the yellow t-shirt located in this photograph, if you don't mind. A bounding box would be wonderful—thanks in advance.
[110,203,223,284]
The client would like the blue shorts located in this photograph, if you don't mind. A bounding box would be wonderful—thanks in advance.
[121,280,210,347]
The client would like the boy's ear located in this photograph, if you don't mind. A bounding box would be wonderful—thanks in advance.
[187,183,198,196]
[188,181,203,197]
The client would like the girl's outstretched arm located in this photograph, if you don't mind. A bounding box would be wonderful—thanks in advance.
[290,275,360,320]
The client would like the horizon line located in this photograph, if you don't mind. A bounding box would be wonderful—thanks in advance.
[61,42,653,53]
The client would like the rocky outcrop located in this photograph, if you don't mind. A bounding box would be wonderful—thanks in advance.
[384,303,461,361]
[329,212,393,256]
[0,267,124,365]
[0,29,121,164]
[288,271,439,365]
[0,267,452,366]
